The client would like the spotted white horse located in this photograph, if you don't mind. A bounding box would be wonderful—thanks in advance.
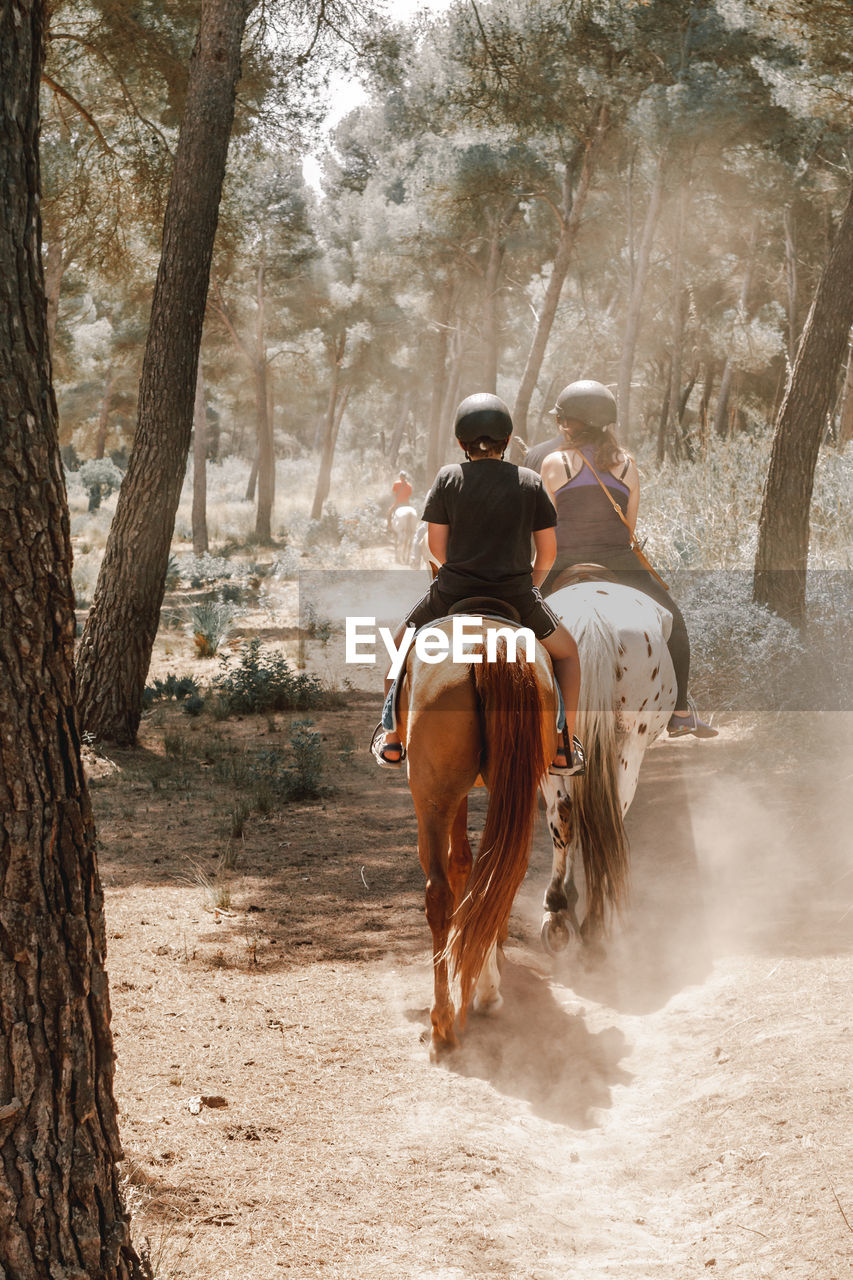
[539,579,677,956]
[391,504,418,564]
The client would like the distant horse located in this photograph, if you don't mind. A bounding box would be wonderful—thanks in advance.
[391,505,418,564]
[538,578,677,957]
[395,611,625,1057]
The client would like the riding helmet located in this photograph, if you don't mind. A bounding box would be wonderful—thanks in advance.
[551,380,617,428]
[454,393,513,443]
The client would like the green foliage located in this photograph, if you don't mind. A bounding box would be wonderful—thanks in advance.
[305,504,343,548]
[212,638,325,715]
[77,458,124,511]
[189,602,234,657]
[143,674,204,711]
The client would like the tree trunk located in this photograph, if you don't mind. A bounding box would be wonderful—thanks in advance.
[191,361,209,554]
[839,336,853,447]
[245,449,259,501]
[253,257,275,543]
[43,230,64,355]
[617,150,666,443]
[94,367,118,459]
[437,334,464,468]
[512,106,609,442]
[784,203,798,368]
[699,359,717,451]
[0,4,145,1275]
[664,184,689,461]
[76,0,250,744]
[481,214,506,393]
[714,222,757,437]
[426,285,454,481]
[310,334,346,521]
[754,181,853,622]
[387,393,411,469]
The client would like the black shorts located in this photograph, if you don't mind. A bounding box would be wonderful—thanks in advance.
[405,580,560,641]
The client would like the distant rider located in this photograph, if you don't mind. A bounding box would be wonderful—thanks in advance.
[386,470,413,529]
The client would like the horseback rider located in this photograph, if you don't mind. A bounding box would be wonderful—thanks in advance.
[373,393,585,774]
[538,379,717,738]
[386,470,413,529]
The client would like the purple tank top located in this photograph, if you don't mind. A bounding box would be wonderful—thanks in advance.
[553,447,631,556]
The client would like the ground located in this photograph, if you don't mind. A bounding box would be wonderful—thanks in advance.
[89,681,853,1279]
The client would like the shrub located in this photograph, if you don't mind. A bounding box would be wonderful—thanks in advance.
[78,458,124,512]
[212,638,324,715]
[143,673,203,709]
[189,601,234,657]
[304,505,343,549]
[288,719,324,798]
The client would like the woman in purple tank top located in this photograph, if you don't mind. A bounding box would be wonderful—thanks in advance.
[538,380,717,739]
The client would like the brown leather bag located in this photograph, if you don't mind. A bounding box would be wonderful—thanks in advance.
[562,451,670,591]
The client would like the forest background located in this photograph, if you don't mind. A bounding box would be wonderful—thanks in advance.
[48,0,852,716]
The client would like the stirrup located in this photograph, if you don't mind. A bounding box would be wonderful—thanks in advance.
[668,697,718,739]
[550,732,586,777]
[369,722,407,768]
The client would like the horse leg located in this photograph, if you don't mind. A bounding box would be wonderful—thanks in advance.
[447,796,473,907]
[416,806,461,1055]
[540,780,581,956]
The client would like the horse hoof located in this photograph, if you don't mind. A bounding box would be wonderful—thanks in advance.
[429,1033,456,1062]
[473,991,503,1017]
[540,913,572,955]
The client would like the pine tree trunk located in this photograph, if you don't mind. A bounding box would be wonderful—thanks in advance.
[191,362,209,555]
[714,222,757,437]
[481,215,506,394]
[310,334,346,521]
[76,0,250,744]
[617,150,665,443]
[253,260,274,542]
[512,107,608,442]
[839,337,853,447]
[426,285,454,480]
[0,4,144,1275]
[43,230,64,355]
[663,179,691,460]
[94,368,118,459]
[387,393,411,469]
[754,181,853,622]
[784,204,799,367]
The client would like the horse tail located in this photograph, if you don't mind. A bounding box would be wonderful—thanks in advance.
[571,609,630,934]
[449,639,550,1022]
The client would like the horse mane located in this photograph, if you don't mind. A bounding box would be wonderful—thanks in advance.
[448,638,550,1021]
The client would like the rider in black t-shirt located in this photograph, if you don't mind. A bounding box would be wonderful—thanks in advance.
[373,394,584,776]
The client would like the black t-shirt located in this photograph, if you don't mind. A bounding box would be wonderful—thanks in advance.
[523,433,566,475]
[422,459,556,598]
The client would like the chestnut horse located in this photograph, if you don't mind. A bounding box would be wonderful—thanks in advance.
[395,612,628,1056]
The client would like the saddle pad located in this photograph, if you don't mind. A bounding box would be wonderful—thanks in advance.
[381,615,565,733]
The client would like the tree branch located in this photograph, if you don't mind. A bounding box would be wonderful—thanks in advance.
[41,74,115,156]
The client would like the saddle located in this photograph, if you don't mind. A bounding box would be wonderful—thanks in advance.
[546,563,617,595]
[446,597,522,625]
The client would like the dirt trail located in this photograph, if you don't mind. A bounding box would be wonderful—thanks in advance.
[98,709,853,1280]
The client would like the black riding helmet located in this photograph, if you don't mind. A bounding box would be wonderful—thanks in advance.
[454,393,513,443]
[551,380,617,428]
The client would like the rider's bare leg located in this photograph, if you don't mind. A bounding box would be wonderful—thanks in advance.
[540,624,580,767]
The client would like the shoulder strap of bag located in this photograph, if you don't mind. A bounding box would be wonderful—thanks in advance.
[579,454,670,591]
[578,453,635,536]
[559,451,574,486]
